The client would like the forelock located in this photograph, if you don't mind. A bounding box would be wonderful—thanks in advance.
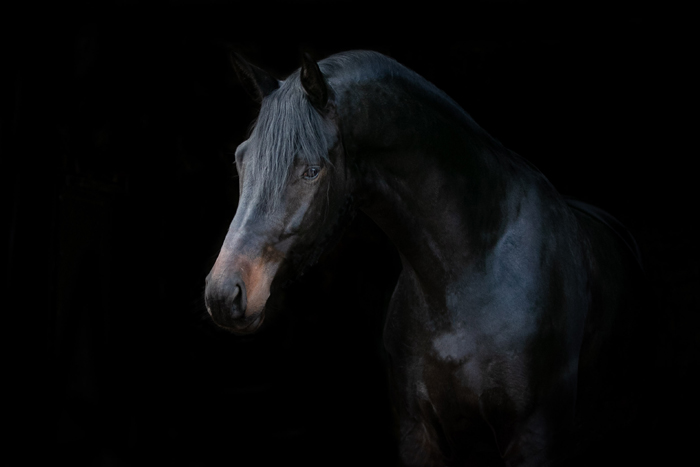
[246,72,332,210]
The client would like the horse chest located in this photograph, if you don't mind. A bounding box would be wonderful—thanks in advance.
[393,329,533,417]
[383,251,580,458]
[384,269,537,414]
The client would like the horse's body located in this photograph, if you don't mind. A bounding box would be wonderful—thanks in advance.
[205,51,650,466]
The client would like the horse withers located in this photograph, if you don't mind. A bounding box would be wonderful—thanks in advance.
[204,50,652,466]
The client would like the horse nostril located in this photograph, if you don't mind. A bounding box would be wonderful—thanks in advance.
[205,273,248,327]
[230,284,245,320]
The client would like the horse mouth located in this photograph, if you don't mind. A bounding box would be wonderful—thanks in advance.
[213,311,265,335]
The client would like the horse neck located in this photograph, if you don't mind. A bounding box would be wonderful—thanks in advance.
[342,80,534,292]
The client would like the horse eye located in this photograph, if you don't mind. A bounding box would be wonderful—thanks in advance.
[303,166,320,180]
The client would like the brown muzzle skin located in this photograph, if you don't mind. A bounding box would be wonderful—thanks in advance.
[204,224,287,334]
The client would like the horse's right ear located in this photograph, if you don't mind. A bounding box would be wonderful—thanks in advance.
[228,51,280,103]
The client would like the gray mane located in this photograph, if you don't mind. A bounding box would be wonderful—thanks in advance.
[245,51,399,209]
[246,68,333,209]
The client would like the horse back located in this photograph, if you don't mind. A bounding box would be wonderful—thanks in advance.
[568,199,656,464]
[566,198,643,270]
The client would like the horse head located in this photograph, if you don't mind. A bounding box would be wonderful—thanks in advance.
[204,52,354,334]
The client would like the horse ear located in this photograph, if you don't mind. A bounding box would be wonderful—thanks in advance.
[228,51,280,103]
[300,52,329,111]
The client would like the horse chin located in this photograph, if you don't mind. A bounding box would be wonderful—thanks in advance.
[214,311,265,335]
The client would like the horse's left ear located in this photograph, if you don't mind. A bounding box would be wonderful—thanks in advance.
[300,52,329,111]
[229,51,280,103]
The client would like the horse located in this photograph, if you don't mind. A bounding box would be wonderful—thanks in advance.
[204,50,652,466]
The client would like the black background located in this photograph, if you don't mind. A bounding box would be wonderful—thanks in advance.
[4,1,696,466]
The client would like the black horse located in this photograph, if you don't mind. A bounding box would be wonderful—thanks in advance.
[205,50,652,466]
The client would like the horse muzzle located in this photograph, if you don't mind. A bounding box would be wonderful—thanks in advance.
[204,270,264,333]
[205,241,284,333]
